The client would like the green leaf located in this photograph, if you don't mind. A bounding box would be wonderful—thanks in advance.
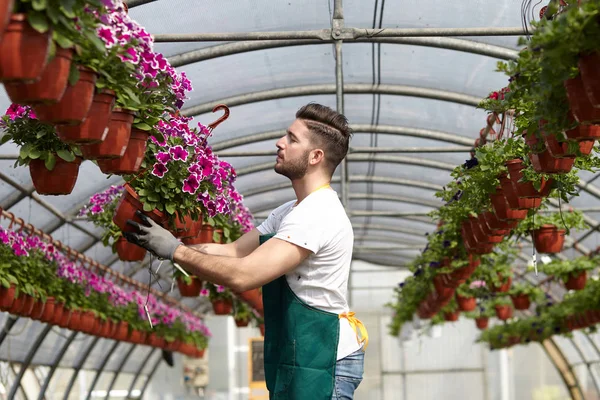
[213,231,221,243]
[142,202,153,212]
[0,134,11,145]
[53,32,74,49]
[134,122,152,131]
[46,5,60,23]
[19,144,31,159]
[27,12,49,33]
[29,149,42,159]
[165,203,176,215]
[44,153,56,171]
[148,193,159,202]
[32,0,47,11]
[68,63,79,86]
[122,86,141,104]
[56,149,75,162]
[83,30,107,54]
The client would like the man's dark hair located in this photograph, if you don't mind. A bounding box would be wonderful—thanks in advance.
[296,103,353,175]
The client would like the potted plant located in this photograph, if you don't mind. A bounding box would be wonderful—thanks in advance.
[455,284,477,312]
[441,298,460,322]
[519,209,586,254]
[0,104,81,195]
[174,266,203,298]
[492,297,514,321]
[233,299,252,327]
[508,284,544,311]
[538,256,597,291]
[202,283,234,316]
[464,306,495,331]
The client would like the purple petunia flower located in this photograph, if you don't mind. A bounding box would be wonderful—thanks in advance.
[169,145,188,161]
[151,162,168,178]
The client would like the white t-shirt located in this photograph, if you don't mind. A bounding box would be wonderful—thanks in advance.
[256,187,362,360]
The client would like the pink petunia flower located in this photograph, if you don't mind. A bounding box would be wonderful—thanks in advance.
[151,162,168,178]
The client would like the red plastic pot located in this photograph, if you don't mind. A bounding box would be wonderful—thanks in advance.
[7,292,25,314]
[475,317,489,330]
[565,122,600,141]
[112,183,168,232]
[529,150,574,174]
[212,299,233,315]
[456,295,476,312]
[176,276,203,297]
[532,224,565,254]
[33,66,97,125]
[564,75,600,124]
[578,52,600,108]
[52,303,66,326]
[97,128,149,174]
[0,14,50,82]
[39,297,55,323]
[170,213,201,239]
[483,211,517,233]
[30,299,45,320]
[79,311,96,334]
[56,89,116,144]
[128,329,146,344]
[80,108,135,160]
[5,47,73,105]
[259,324,265,337]
[544,133,595,158]
[510,294,531,310]
[29,156,81,196]
[433,274,455,300]
[0,0,14,43]
[495,305,513,321]
[470,217,504,244]
[500,175,541,210]
[17,294,35,317]
[113,321,129,341]
[146,333,166,348]
[444,311,459,322]
[238,288,264,315]
[182,224,222,245]
[0,285,16,311]
[565,271,587,291]
[490,188,528,221]
[115,236,147,261]
[491,275,512,293]
[506,159,554,199]
[235,318,250,327]
[68,311,81,331]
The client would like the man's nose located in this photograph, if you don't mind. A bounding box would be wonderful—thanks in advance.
[275,136,285,149]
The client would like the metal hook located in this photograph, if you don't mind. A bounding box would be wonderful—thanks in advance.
[208,104,230,132]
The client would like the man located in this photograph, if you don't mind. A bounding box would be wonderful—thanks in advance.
[125,103,367,399]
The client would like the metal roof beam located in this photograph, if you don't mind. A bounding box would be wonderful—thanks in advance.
[217,146,472,157]
[181,84,481,117]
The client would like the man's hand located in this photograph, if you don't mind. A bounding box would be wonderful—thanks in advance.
[123,211,182,260]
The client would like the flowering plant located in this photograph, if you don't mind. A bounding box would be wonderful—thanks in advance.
[233,298,253,322]
[77,185,124,248]
[477,86,511,113]
[0,104,79,170]
[201,282,234,302]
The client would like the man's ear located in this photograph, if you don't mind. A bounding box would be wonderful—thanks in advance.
[309,148,325,166]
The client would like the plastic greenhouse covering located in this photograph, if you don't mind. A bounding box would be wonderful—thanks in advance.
[1,0,600,399]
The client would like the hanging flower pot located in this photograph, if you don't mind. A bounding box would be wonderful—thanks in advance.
[0,14,51,82]
[491,275,512,293]
[112,183,168,232]
[470,216,503,245]
[510,294,531,310]
[565,122,600,141]
[212,298,233,315]
[170,213,201,239]
[17,294,35,317]
[444,311,459,322]
[483,211,518,233]
[259,324,265,336]
[578,52,600,108]
[80,108,135,160]
[433,274,455,300]
[456,295,476,312]
[0,0,14,42]
[53,304,66,326]
[33,66,97,125]
[39,297,55,323]
[80,311,97,334]
[96,128,149,175]
[532,224,565,254]
[565,271,587,291]
[4,47,73,105]
[182,224,221,245]
[490,188,528,222]
[7,292,25,314]
[564,75,600,124]
[0,285,16,311]
[97,319,111,338]
[55,89,116,144]
[529,150,574,174]
[478,213,508,237]
[500,175,541,209]
[238,289,264,315]
[543,133,595,158]
[495,305,513,321]
[505,159,553,199]
[128,329,146,344]
[146,333,166,348]
[29,156,81,195]
[235,318,250,327]
[475,317,489,330]
[165,340,181,352]
[115,236,146,262]
[176,276,203,297]
[68,310,82,331]
[30,299,45,320]
[113,321,129,341]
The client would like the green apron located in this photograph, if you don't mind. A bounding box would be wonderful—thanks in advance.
[260,233,340,399]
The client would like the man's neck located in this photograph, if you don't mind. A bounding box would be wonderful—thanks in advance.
[291,174,331,205]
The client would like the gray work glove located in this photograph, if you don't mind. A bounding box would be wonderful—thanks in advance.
[124,211,182,261]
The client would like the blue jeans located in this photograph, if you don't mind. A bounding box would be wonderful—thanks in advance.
[332,349,365,399]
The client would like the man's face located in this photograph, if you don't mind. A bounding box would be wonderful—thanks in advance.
[274,119,313,180]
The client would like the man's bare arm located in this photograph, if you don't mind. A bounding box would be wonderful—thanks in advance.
[188,228,261,258]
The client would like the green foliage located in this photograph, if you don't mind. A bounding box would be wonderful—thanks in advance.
[535,256,598,282]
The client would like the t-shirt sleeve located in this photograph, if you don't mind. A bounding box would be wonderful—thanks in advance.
[256,201,293,235]
[274,206,322,254]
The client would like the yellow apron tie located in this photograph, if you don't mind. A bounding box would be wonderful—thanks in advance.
[339,312,369,351]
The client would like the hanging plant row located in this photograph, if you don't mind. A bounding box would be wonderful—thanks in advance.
[387,1,600,346]
[0,224,210,357]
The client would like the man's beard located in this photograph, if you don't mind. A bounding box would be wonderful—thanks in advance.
[274,150,310,180]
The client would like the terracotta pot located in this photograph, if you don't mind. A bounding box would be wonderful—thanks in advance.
[565,122,600,141]
[176,276,203,297]
[29,156,81,195]
[491,275,512,293]
[565,271,587,291]
[475,317,489,330]
[0,285,16,311]
[505,159,553,199]
[113,321,129,341]
[444,311,459,322]
[490,188,527,222]
[7,292,25,314]
[169,213,201,238]
[33,66,97,125]
[417,302,436,319]
[56,89,115,144]
[495,305,513,321]
[53,304,66,326]
[164,340,181,352]
[97,319,110,338]
[523,131,542,150]
[259,324,265,337]
[482,211,517,233]
[39,297,55,323]
[115,236,146,261]
[97,128,149,174]
[501,176,541,210]
[532,224,565,254]
[564,75,600,124]
[68,311,81,331]
[181,224,221,245]
[0,0,14,42]
[0,14,51,82]
[146,333,166,348]
[235,318,250,327]
[194,348,206,358]
[529,150,574,174]
[238,288,264,315]
[470,217,503,245]
[5,47,73,105]
[30,299,45,320]
[80,311,96,334]
[80,108,135,159]
[461,223,479,252]
[510,294,531,310]
[17,294,35,317]
[112,183,168,232]
[578,52,600,108]
[456,295,476,312]
[544,133,595,158]
[212,298,233,315]
[178,342,195,356]
[128,329,146,344]
[433,274,455,300]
